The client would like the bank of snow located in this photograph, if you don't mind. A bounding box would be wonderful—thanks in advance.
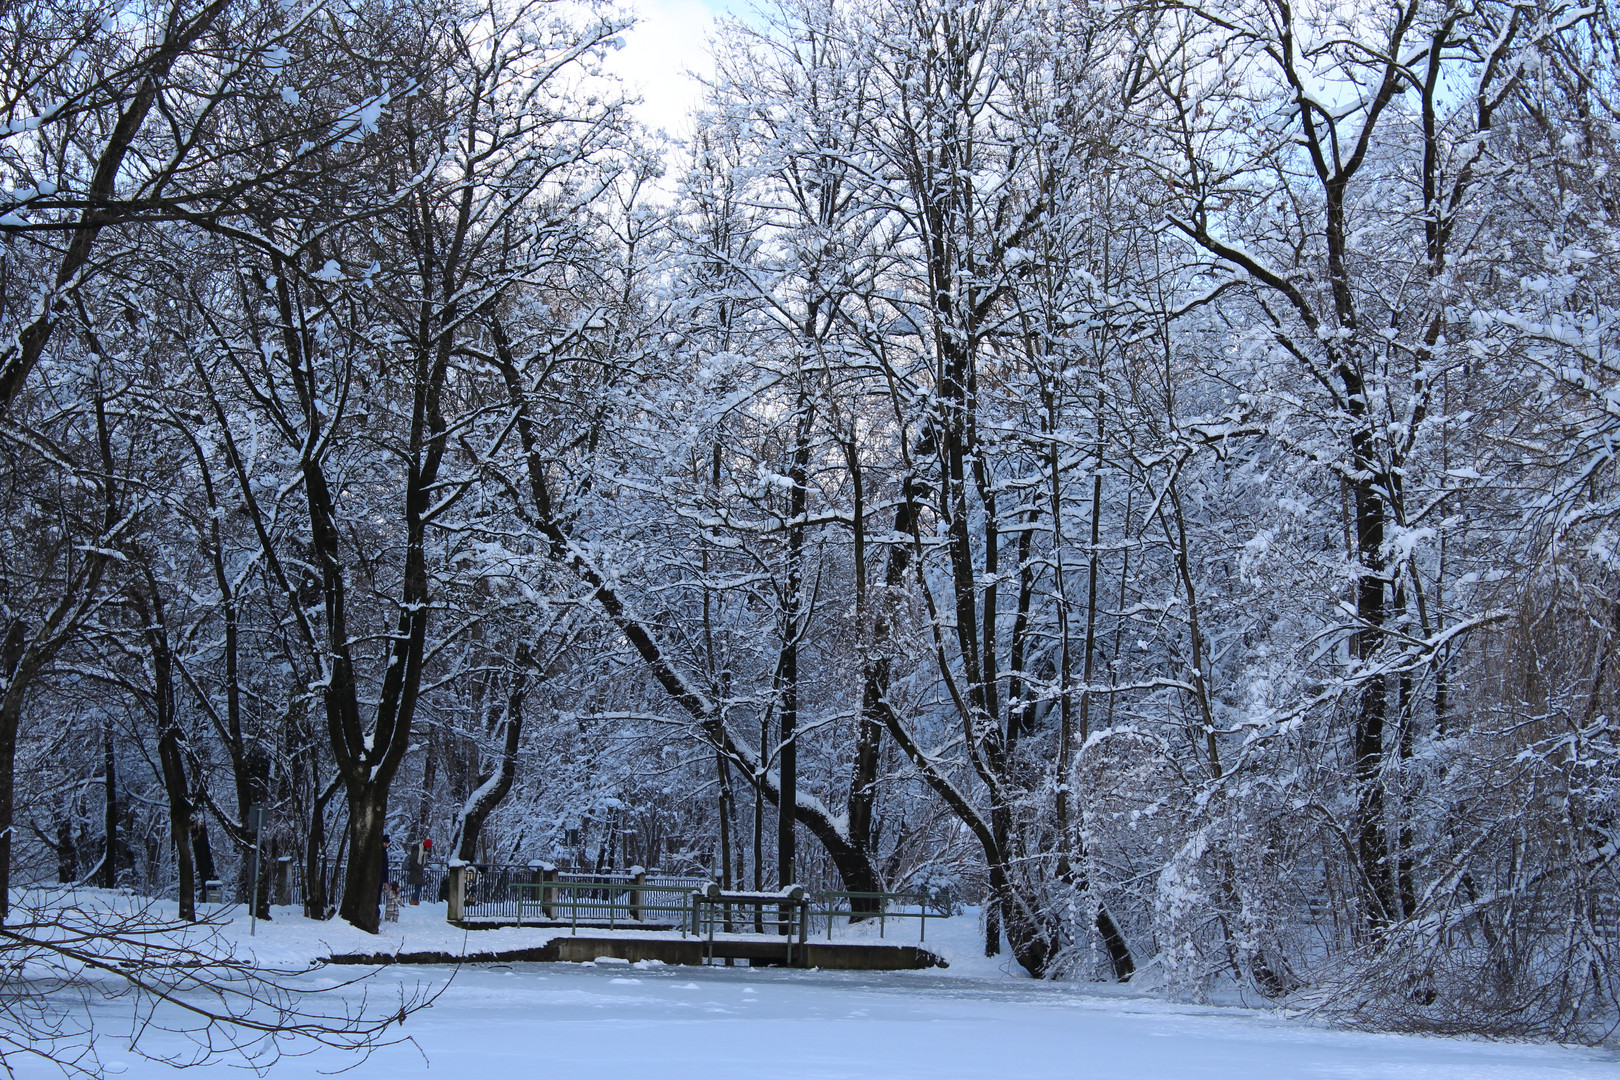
[202,898,562,966]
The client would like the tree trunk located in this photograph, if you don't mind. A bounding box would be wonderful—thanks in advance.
[0,620,24,920]
[102,728,119,889]
[453,658,528,863]
[340,786,389,932]
[132,587,197,921]
[304,777,338,920]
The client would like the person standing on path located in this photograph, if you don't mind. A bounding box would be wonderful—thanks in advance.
[383,880,401,923]
[408,837,430,905]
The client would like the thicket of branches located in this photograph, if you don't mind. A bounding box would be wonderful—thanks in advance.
[2,0,1616,1050]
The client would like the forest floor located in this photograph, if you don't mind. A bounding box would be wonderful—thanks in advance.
[24,895,1620,1078]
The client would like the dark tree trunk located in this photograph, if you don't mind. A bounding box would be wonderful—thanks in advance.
[1349,394,1396,932]
[56,820,80,884]
[304,778,338,920]
[240,747,272,919]
[133,587,197,921]
[154,639,197,920]
[102,729,119,889]
[341,787,389,932]
[454,657,528,863]
[0,619,24,920]
[850,484,925,896]
[191,812,215,894]
[778,410,811,890]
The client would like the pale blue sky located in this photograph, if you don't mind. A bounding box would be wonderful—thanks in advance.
[607,0,747,138]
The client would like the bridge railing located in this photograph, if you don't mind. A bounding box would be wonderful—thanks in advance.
[812,890,934,941]
[450,867,939,945]
[452,865,706,923]
[508,880,700,932]
[691,885,810,965]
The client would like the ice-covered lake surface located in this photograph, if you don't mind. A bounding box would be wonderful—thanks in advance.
[26,900,1618,1079]
[77,960,1616,1080]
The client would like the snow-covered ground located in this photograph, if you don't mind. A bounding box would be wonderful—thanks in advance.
[17,897,1619,1079]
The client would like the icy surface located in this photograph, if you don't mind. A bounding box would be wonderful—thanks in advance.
[34,902,1618,1079]
[73,962,1616,1080]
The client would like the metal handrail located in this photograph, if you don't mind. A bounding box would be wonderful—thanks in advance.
[555,871,708,888]
[508,881,699,933]
[456,873,937,947]
[690,886,809,966]
[816,890,933,941]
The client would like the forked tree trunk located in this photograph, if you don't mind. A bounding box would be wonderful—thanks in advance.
[454,659,528,863]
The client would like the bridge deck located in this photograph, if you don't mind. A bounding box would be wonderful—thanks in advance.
[331,929,945,970]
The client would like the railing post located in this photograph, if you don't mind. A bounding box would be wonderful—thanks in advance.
[534,861,554,919]
[798,894,809,964]
[446,862,467,922]
[535,861,556,920]
[704,883,721,963]
[785,885,804,967]
[629,866,646,922]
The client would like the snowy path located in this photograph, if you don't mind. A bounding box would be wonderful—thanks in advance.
[70,961,1615,1080]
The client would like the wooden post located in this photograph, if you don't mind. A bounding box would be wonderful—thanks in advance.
[537,861,557,919]
[629,865,645,922]
[446,861,467,922]
[274,856,293,907]
[533,861,556,920]
[798,892,810,966]
[704,882,721,963]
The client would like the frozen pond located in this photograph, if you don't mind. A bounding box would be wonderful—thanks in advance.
[60,960,1617,1079]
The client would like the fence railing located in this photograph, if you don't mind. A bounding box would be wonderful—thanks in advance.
[692,885,810,965]
[448,867,939,946]
[813,890,933,941]
[274,859,447,912]
[508,880,698,931]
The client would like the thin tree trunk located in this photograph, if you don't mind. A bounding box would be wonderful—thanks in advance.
[778,407,812,893]
[0,620,25,920]
[102,728,119,889]
[133,588,197,921]
[454,657,528,863]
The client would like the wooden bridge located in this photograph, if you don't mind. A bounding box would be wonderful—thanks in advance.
[437,869,947,971]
